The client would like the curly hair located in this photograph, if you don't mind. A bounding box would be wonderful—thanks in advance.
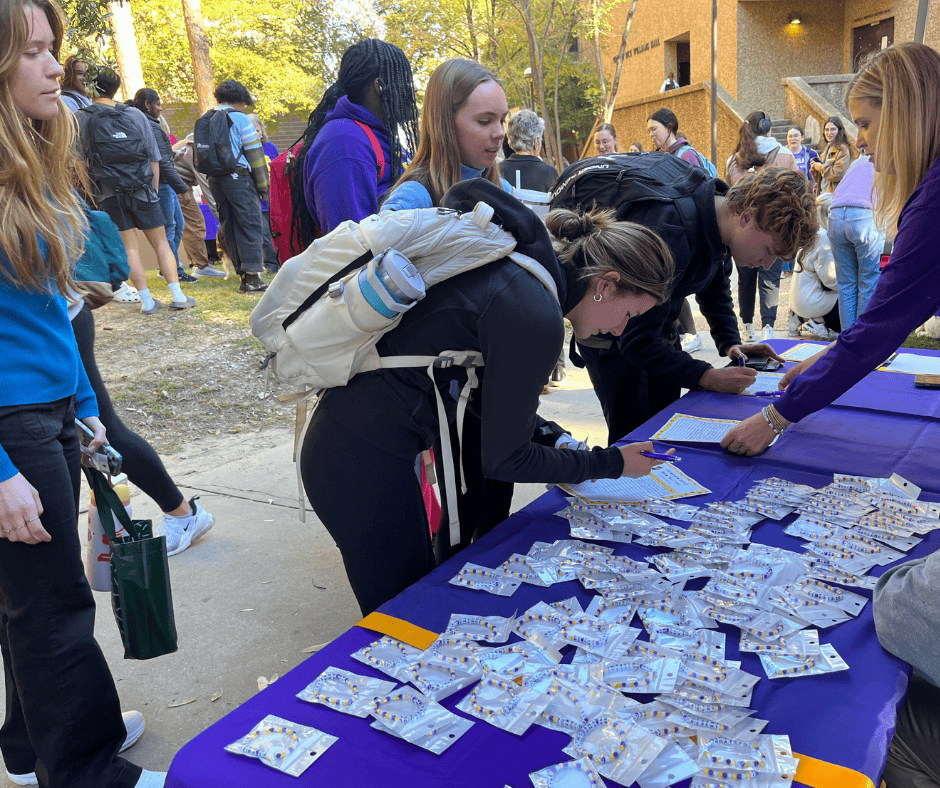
[214,79,253,106]
[726,167,819,267]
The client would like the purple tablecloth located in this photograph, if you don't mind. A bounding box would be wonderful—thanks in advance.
[166,346,940,788]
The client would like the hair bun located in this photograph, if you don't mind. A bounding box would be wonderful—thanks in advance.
[546,208,613,241]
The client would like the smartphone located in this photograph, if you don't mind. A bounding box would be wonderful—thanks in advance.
[75,419,122,475]
[726,357,781,372]
[914,373,940,389]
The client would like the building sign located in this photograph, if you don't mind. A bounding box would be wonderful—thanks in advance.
[853,8,890,23]
[623,38,661,59]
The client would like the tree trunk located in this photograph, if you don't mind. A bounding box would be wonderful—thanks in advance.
[552,15,578,173]
[519,0,560,167]
[181,0,214,114]
[591,0,607,109]
[108,1,144,99]
[465,0,480,60]
[603,0,639,122]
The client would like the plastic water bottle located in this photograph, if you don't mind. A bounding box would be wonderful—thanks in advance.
[86,475,131,592]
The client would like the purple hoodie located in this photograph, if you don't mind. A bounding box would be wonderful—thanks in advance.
[302,95,393,234]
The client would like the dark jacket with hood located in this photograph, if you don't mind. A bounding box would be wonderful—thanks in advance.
[145,114,188,196]
[316,179,624,485]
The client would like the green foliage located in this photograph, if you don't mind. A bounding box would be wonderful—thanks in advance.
[60,0,115,73]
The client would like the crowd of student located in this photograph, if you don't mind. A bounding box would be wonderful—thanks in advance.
[2,0,939,782]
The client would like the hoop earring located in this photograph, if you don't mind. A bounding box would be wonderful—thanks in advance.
[594,294,602,302]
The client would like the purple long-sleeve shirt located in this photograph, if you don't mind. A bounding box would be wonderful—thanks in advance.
[776,156,940,423]
[302,96,392,234]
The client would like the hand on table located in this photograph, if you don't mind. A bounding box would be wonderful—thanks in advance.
[698,366,758,394]
[778,346,832,389]
[726,343,788,364]
[721,410,787,457]
[618,441,673,478]
[0,473,49,544]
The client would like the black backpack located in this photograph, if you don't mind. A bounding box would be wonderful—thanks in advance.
[549,151,711,232]
[194,108,238,177]
[79,104,153,199]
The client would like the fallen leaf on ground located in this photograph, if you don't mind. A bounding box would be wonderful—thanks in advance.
[211,689,223,702]
[240,608,254,612]
[168,697,197,708]
[303,643,328,654]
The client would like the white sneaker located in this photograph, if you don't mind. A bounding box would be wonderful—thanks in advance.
[742,323,755,342]
[6,711,145,785]
[803,319,825,336]
[761,325,774,341]
[134,770,167,788]
[192,265,226,279]
[809,324,839,341]
[681,333,703,352]
[162,497,214,557]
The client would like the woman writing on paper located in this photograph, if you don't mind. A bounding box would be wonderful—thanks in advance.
[301,194,676,614]
[722,43,940,460]
[0,0,162,784]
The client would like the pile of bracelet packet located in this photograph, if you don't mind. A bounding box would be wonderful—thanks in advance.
[226,472,937,785]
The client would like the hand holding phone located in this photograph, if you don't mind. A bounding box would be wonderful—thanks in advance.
[75,419,122,475]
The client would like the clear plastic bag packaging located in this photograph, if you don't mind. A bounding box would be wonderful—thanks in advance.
[445,613,515,643]
[739,628,820,658]
[585,594,640,625]
[456,671,552,735]
[697,734,799,785]
[552,596,586,616]
[801,542,878,576]
[636,524,709,549]
[736,612,803,643]
[524,662,605,695]
[449,562,521,595]
[552,540,615,559]
[760,642,849,680]
[557,616,640,658]
[424,634,483,666]
[406,659,478,702]
[514,602,565,643]
[801,557,878,590]
[667,706,756,736]
[623,499,697,521]
[637,737,702,788]
[569,519,634,544]
[707,501,768,526]
[496,554,552,586]
[604,641,682,694]
[620,701,691,738]
[705,572,761,604]
[768,587,852,629]
[679,652,760,698]
[224,715,337,777]
[649,551,713,581]
[477,640,559,679]
[600,576,675,604]
[789,577,869,615]
[297,667,397,717]
[370,688,474,754]
[351,636,423,681]
[529,757,605,788]
[852,523,921,552]
[563,715,668,788]
[784,517,839,542]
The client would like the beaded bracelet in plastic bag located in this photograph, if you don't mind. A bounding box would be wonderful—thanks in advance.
[425,634,484,665]
[739,627,820,657]
[224,714,337,777]
[757,642,849,680]
[529,757,605,788]
[801,542,878,576]
[569,518,634,544]
[351,636,423,681]
[649,551,712,581]
[456,671,553,735]
[444,612,515,643]
[476,638,559,680]
[557,615,640,659]
[852,522,922,552]
[620,701,689,738]
[562,714,668,788]
[407,659,478,702]
[369,688,473,754]
[635,737,701,788]
[495,553,551,586]
[679,652,761,698]
[297,667,397,717]
[801,556,878,590]
[631,498,701,521]
[791,577,869,614]
[634,524,708,549]
[449,562,521,596]
[604,644,682,694]
[583,594,640,626]
[768,587,853,629]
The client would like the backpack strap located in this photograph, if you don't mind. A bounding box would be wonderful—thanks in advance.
[352,120,386,181]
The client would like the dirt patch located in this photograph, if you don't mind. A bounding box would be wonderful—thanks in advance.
[91,298,292,455]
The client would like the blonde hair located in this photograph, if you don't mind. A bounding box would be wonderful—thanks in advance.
[547,207,675,303]
[847,42,940,236]
[390,58,503,206]
[247,112,268,145]
[0,0,84,293]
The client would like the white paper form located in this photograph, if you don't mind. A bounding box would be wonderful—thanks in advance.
[742,372,785,396]
[781,342,828,361]
[559,463,710,503]
[649,414,739,443]
[878,353,940,375]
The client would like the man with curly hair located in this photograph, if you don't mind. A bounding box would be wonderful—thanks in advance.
[571,165,818,444]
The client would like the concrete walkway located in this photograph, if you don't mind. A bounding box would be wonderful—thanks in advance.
[1,305,732,782]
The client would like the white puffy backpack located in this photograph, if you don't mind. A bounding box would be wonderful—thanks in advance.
[250,202,558,543]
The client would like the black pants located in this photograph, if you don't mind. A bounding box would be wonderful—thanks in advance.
[737,258,784,324]
[677,298,696,335]
[577,342,682,446]
[260,208,279,270]
[301,408,436,615]
[882,673,940,787]
[208,173,263,275]
[72,305,183,513]
[0,398,139,787]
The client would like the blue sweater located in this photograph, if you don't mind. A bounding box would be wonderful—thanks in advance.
[303,96,393,235]
[381,164,512,211]
[0,243,97,481]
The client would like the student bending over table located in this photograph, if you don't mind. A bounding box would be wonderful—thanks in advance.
[300,186,675,615]
[721,42,940,458]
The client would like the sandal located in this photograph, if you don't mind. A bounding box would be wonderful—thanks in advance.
[112,283,141,304]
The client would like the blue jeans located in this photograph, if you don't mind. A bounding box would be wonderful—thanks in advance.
[158,184,186,274]
[827,206,883,330]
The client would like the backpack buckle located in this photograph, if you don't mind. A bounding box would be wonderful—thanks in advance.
[328,281,344,298]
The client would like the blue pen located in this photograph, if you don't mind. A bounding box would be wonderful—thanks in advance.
[641,451,680,463]
[752,390,784,397]
[737,353,748,367]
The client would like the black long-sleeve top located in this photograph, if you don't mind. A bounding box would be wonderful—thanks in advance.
[146,114,188,196]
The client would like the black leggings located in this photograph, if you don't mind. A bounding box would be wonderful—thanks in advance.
[302,407,436,615]
[72,305,184,513]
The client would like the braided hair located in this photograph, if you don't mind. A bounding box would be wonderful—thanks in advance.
[289,39,418,248]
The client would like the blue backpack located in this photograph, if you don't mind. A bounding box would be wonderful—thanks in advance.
[675,144,719,178]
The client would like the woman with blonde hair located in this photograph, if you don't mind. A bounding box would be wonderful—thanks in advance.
[593,122,618,155]
[0,0,163,785]
[383,57,508,210]
[301,181,676,614]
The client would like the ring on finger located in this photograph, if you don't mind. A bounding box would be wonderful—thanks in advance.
[26,516,40,523]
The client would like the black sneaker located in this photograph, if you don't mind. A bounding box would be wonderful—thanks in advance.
[239,273,268,294]
[178,272,198,283]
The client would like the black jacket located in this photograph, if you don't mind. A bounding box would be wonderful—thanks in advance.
[146,115,188,195]
[318,179,624,485]
[499,154,559,192]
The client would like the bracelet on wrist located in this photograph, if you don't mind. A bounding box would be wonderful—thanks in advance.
[761,406,785,436]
